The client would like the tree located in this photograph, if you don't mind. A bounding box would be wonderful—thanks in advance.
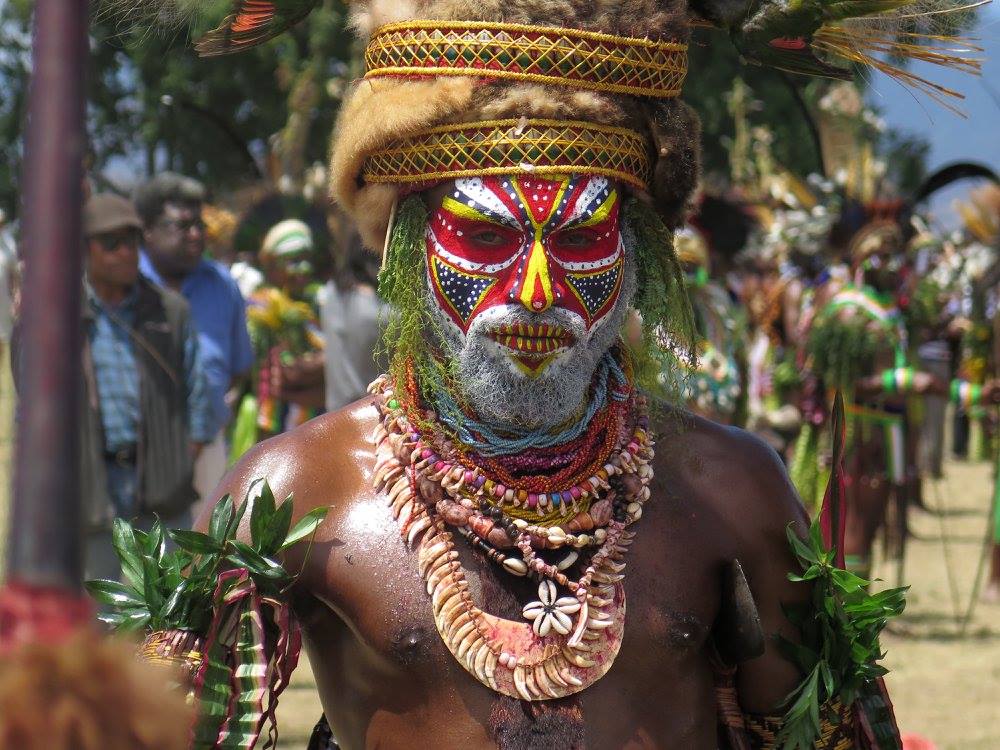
[0,0,33,218]
[0,3,941,220]
[683,27,932,195]
[0,0,355,219]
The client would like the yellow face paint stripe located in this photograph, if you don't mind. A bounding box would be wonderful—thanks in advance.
[509,178,571,312]
[441,196,509,226]
[510,178,571,231]
[572,189,618,229]
[519,234,555,310]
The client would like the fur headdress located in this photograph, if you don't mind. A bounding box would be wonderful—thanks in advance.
[330,0,699,248]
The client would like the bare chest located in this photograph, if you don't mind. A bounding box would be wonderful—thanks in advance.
[296,476,729,748]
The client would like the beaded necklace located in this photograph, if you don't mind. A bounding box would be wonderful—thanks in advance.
[430,351,629,456]
[368,364,653,701]
[403,349,636,521]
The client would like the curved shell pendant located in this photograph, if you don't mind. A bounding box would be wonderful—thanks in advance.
[372,405,628,700]
[418,517,626,701]
[464,585,626,700]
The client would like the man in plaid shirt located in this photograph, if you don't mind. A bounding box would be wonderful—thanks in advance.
[80,194,213,580]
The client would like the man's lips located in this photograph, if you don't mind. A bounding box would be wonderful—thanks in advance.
[487,323,576,355]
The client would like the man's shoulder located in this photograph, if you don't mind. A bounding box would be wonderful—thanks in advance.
[206,397,380,521]
[654,408,807,536]
[136,276,191,322]
[194,259,243,296]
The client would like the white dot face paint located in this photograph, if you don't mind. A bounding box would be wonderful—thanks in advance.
[421,175,636,430]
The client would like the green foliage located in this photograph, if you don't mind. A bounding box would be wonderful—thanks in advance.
[777,520,907,748]
[879,129,930,196]
[623,198,697,402]
[0,0,356,218]
[684,31,826,181]
[376,195,462,431]
[0,0,32,218]
[684,27,932,192]
[1,2,938,220]
[789,424,824,513]
[85,481,327,635]
[807,303,900,396]
[902,274,944,342]
[773,354,804,396]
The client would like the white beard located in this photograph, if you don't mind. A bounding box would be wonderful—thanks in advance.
[428,245,637,432]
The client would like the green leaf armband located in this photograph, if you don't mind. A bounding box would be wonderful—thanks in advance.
[776,520,907,749]
[881,368,915,395]
[951,379,983,409]
[882,369,896,394]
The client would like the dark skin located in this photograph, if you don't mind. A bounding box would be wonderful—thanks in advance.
[204,403,810,749]
[86,228,141,306]
[201,181,813,747]
[143,201,206,291]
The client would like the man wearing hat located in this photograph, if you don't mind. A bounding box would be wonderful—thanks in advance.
[77,193,212,580]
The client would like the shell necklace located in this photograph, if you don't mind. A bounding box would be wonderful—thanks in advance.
[368,375,653,700]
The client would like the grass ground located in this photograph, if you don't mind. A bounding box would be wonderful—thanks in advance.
[1,370,997,748]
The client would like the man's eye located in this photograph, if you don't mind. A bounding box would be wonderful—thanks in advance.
[557,230,598,248]
[470,229,509,247]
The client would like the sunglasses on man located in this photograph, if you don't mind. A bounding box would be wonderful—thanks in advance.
[92,229,141,254]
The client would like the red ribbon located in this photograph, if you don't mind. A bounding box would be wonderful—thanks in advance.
[819,392,848,569]
[0,580,93,655]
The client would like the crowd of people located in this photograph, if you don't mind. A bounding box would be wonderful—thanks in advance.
[6,172,388,581]
[667,105,1000,599]
[12,88,998,750]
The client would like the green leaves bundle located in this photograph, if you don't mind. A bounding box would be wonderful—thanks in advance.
[86,481,327,637]
[776,521,907,749]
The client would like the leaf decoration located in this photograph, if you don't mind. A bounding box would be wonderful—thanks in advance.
[279,506,327,550]
[777,518,907,748]
[85,478,329,749]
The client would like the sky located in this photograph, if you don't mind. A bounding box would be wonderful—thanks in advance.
[863,4,1000,228]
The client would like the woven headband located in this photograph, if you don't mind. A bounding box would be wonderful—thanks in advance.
[360,22,683,191]
[362,119,652,192]
[365,21,688,99]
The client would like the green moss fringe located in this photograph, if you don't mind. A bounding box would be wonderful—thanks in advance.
[376,195,697,427]
[623,199,696,406]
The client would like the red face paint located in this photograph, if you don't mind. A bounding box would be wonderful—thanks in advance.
[426,176,624,374]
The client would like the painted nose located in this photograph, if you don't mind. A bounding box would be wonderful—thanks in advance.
[518,238,554,313]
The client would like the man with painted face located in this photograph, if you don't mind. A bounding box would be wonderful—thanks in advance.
[194,1,915,747]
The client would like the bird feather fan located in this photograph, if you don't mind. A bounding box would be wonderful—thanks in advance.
[695,0,983,111]
[95,0,322,55]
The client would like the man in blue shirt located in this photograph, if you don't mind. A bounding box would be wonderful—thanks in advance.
[134,174,254,517]
[77,194,213,581]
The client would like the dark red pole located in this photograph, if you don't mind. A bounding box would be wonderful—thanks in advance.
[6,0,90,591]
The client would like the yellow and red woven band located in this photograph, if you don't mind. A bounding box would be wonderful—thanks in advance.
[745,701,855,750]
[362,119,652,191]
[365,21,688,99]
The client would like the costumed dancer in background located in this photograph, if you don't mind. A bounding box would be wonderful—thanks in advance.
[230,219,325,461]
[673,225,746,424]
[948,181,1000,600]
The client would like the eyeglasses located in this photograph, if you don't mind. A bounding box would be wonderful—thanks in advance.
[93,230,140,253]
[155,217,205,234]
